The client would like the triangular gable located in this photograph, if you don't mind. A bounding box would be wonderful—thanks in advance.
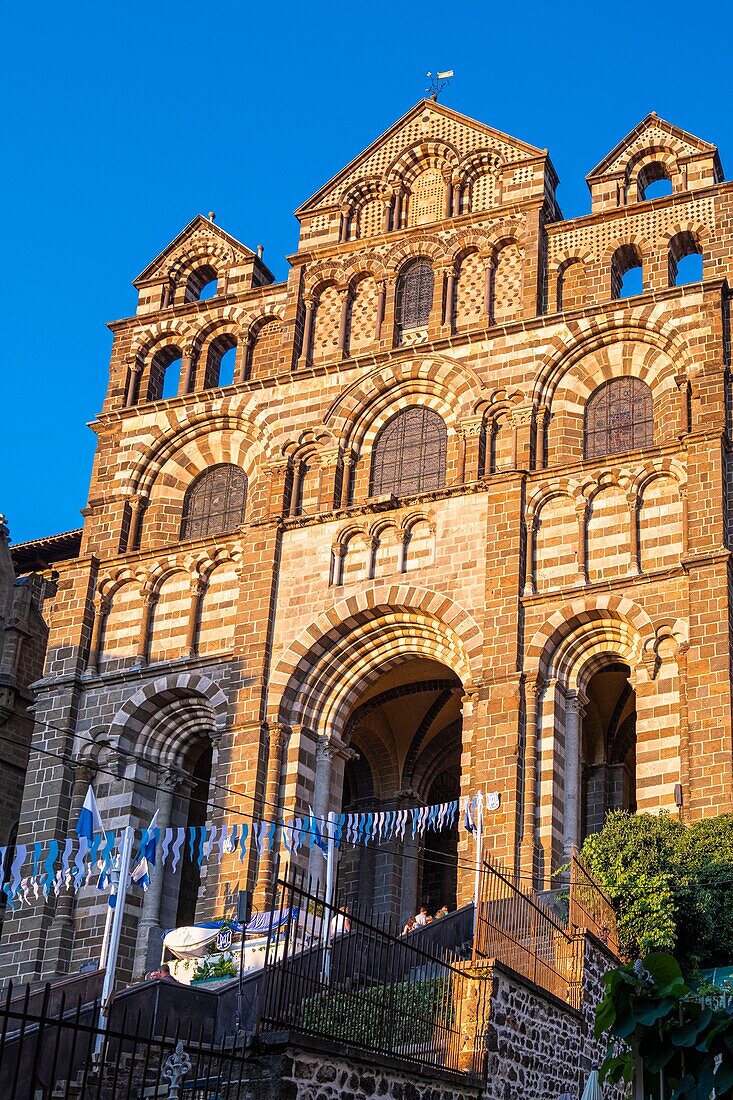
[587,112,719,180]
[296,99,545,215]
[133,215,256,286]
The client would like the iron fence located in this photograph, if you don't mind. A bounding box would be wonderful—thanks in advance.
[472,859,583,1009]
[258,874,485,1079]
[0,979,249,1100]
[569,853,620,956]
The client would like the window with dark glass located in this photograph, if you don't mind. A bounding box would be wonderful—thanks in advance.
[181,464,248,540]
[585,378,654,460]
[370,406,447,497]
[395,260,434,336]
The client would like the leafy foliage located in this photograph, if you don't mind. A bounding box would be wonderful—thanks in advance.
[595,952,733,1099]
[191,955,237,981]
[300,977,453,1049]
[580,812,733,969]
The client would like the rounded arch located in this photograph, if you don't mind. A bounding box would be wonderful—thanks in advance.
[384,235,450,271]
[534,318,693,410]
[325,355,483,452]
[525,594,656,684]
[270,585,482,738]
[108,671,230,762]
[303,261,346,297]
[123,409,263,499]
[131,320,197,364]
[386,139,460,187]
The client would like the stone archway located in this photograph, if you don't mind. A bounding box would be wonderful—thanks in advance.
[269,593,481,921]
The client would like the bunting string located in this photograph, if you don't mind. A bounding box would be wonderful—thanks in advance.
[0,792,497,909]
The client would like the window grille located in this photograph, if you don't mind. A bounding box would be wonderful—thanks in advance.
[584,378,654,460]
[395,261,434,336]
[370,406,447,497]
[181,464,247,540]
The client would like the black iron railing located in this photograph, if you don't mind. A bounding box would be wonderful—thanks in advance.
[258,874,484,1079]
[0,979,248,1100]
[473,859,582,1009]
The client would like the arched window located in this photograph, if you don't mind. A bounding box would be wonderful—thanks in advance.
[585,378,654,460]
[637,162,673,201]
[370,406,447,498]
[147,345,184,402]
[185,265,218,303]
[610,244,643,299]
[668,231,703,286]
[181,464,248,540]
[204,333,238,388]
[395,260,434,340]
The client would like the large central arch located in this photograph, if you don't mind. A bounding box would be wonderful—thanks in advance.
[270,587,482,920]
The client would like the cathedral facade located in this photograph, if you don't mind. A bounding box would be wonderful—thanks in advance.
[3,101,733,982]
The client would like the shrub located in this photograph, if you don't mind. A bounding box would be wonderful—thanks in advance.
[580,811,733,971]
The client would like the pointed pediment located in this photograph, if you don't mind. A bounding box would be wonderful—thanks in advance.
[133,215,257,286]
[296,100,546,215]
[587,113,720,180]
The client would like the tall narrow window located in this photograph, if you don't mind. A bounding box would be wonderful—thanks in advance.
[181,464,248,540]
[395,260,434,339]
[585,378,654,460]
[370,406,447,498]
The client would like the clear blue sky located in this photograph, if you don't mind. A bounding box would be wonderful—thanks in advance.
[3,1,732,544]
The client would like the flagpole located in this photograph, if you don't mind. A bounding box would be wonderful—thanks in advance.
[322,811,337,983]
[473,791,483,932]
[95,825,134,1053]
[99,899,114,970]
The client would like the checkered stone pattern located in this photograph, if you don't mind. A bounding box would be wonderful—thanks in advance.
[454,252,486,328]
[346,276,379,355]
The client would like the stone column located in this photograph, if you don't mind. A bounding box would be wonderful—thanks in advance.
[180,352,196,394]
[265,458,291,519]
[520,679,542,881]
[576,502,588,584]
[443,172,454,219]
[297,294,316,368]
[337,450,356,509]
[45,760,97,975]
[84,594,110,677]
[562,692,586,861]
[459,415,484,482]
[523,516,537,596]
[184,577,206,658]
[337,286,351,358]
[127,495,147,552]
[134,586,156,666]
[317,447,340,512]
[442,266,456,335]
[381,195,393,234]
[393,189,404,230]
[254,722,290,908]
[124,364,141,407]
[236,334,254,383]
[338,204,350,243]
[627,490,641,573]
[307,736,337,887]
[375,280,387,343]
[132,770,184,977]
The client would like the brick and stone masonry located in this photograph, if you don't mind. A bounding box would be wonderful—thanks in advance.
[2,101,732,984]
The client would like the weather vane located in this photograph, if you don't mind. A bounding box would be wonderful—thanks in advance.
[426,70,454,101]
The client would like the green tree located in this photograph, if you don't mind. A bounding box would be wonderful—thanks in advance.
[579,811,733,970]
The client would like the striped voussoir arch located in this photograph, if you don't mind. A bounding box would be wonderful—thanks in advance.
[525,594,656,687]
[533,311,694,407]
[324,355,483,450]
[271,584,482,738]
[109,671,230,763]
